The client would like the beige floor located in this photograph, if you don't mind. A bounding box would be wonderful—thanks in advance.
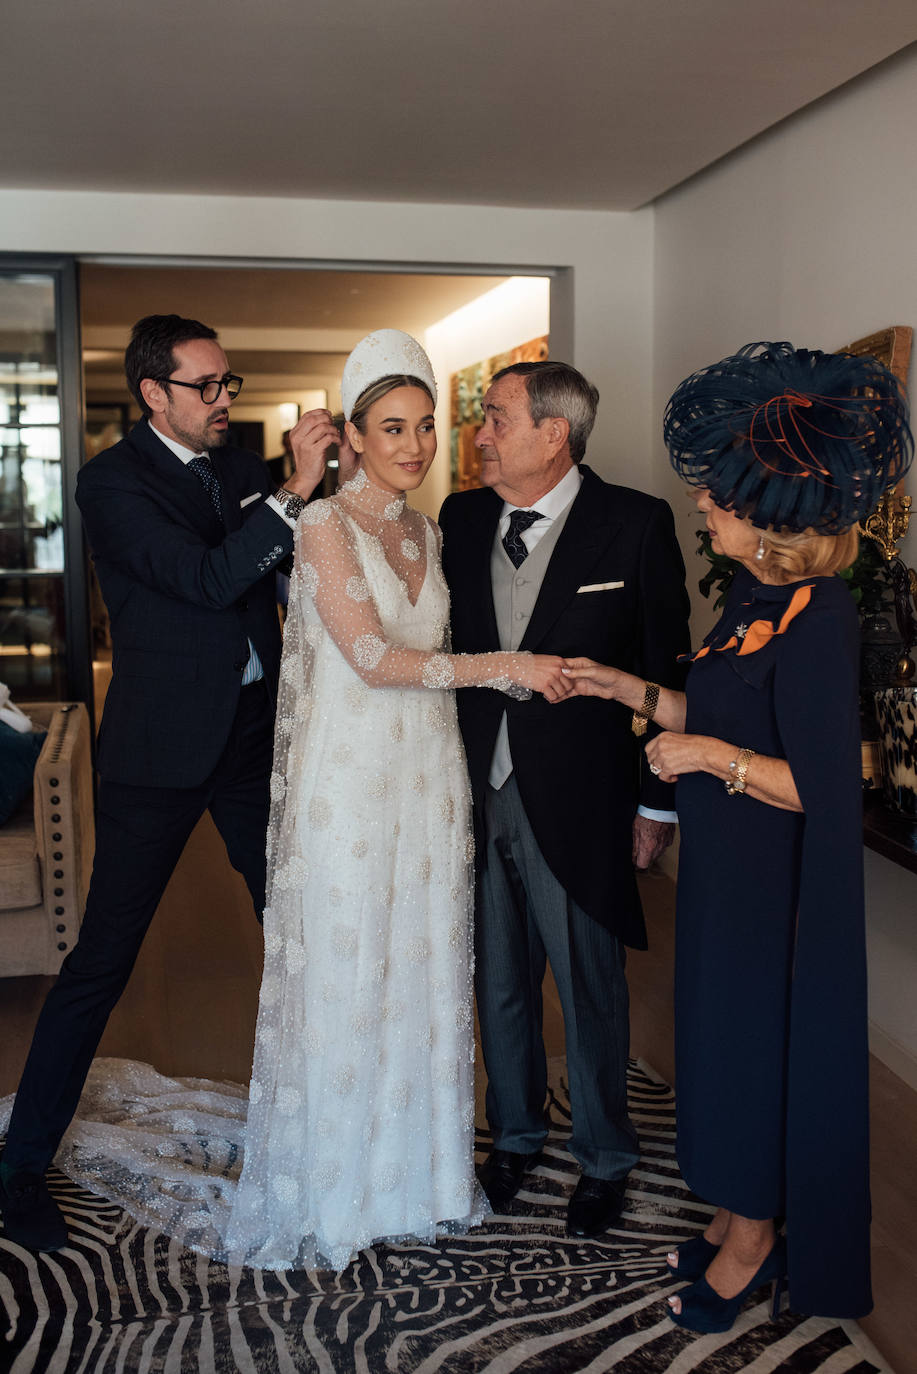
[1,814,914,1373]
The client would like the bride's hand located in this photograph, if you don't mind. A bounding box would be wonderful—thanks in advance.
[560,657,622,699]
[518,654,576,703]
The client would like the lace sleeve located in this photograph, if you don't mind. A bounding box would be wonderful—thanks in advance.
[296,503,531,696]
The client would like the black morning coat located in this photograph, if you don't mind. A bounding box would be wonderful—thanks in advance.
[439,464,691,949]
[76,421,293,789]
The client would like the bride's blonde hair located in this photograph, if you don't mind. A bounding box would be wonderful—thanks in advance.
[349,376,435,434]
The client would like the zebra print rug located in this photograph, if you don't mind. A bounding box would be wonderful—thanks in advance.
[1,1060,888,1373]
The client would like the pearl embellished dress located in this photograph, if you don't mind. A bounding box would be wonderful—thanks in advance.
[225,472,513,1268]
[4,472,535,1271]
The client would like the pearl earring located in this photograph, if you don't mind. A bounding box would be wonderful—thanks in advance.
[755,535,766,562]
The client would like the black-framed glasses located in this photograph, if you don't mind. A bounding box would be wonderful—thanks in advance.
[162,373,244,404]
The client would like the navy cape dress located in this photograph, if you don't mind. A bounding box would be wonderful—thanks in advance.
[675,567,871,1318]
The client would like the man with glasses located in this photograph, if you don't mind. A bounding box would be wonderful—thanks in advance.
[0,314,339,1252]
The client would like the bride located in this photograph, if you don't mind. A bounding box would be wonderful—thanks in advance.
[4,331,570,1271]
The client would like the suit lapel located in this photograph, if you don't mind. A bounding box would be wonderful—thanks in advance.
[520,467,622,651]
[210,451,240,533]
[127,423,224,537]
[462,491,502,650]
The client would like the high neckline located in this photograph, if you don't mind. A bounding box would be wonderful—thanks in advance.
[336,468,406,521]
[748,576,822,602]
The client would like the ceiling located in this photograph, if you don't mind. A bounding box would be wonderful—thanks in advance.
[79,265,514,390]
[3,1,916,211]
[80,266,509,336]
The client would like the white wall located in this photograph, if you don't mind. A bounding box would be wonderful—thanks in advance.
[420,276,551,518]
[653,45,917,1086]
[0,189,655,499]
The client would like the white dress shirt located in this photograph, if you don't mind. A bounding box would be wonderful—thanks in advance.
[498,463,582,552]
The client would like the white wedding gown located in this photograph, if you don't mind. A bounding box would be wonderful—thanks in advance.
[1,472,533,1271]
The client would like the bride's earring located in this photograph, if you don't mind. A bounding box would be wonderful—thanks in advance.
[755,535,766,563]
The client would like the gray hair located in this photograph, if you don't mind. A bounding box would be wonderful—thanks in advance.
[491,360,599,462]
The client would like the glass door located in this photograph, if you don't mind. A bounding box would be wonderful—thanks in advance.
[0,257,91,709]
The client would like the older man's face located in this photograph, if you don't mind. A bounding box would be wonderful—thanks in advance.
[475,373,566,506]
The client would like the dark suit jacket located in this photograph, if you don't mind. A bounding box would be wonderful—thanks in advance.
[77,422,294,789]
[439,464,690,947]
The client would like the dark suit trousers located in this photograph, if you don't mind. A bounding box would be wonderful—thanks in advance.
[3,681,273,1175]
[475,774,640,1181]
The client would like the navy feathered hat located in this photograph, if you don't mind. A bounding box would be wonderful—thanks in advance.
[663,341,913,532]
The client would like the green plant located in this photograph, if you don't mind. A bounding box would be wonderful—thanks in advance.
[695,529,737,608]
[836,538,894,619]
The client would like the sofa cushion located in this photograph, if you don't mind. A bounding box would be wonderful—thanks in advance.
[0,721,46,826]
[0,805,41,908]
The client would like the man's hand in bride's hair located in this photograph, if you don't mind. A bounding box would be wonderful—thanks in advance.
[286,409,342,498]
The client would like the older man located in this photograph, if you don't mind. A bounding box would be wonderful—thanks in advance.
[439,360,690,1234]
[0,314,341,1252]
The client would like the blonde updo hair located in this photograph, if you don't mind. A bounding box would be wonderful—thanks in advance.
[755,524,859,583]
[348,375,435,435]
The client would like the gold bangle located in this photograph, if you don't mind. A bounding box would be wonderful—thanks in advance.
[631,681,660,737]
[725,747,756,795]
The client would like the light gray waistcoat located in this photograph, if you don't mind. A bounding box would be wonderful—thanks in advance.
[488,505,575,788]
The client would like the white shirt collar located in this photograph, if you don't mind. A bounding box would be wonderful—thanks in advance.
[500,464,582,524]
[149,420,206,465]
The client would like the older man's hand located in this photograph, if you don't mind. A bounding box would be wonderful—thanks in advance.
[632,815,675,870]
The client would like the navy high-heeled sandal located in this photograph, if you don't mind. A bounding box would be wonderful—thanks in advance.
[667,1214,784,1282]
[667,1236,787,1334]
[665,1234,720,1281]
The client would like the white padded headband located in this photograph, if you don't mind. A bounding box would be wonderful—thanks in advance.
[341,329,437,420]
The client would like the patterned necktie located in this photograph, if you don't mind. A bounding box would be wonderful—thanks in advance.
[502,509,544,568]
[187,454,223,523]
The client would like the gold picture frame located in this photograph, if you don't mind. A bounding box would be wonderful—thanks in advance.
[843,326,913,561]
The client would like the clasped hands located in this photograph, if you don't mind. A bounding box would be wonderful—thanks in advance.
[528,654,628,707]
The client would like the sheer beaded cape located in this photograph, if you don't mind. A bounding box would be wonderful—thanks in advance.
[0,471,541,1271]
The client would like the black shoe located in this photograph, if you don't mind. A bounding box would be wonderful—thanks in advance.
[0,1168,68,1252]
[566,1173,627,1236]
[668,1237,787,1332]
[477,1149,540,1212]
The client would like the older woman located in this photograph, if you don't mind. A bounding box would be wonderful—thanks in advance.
[564,341,912,1332]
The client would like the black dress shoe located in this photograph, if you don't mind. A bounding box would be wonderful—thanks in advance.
[566,1173,627,1236]
[477,1149,540,1212]
[0,1167,68,1252]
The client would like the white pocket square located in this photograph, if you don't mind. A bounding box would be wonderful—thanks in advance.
[240,493,262,508]
[577,581,624,593]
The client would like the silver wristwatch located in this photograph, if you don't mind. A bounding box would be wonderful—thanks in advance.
[275,487,308,523]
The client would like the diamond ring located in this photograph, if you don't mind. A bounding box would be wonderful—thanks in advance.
[649,762,661,775]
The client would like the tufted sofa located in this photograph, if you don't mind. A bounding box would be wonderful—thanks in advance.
[0,702,94,976]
